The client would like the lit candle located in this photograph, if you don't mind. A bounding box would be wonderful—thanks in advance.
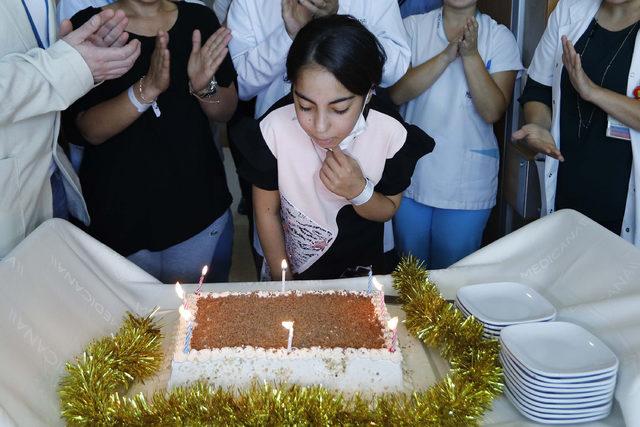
[367,266,373,294]
[373,277,385,312]
[387,316,399,352]
[175,281,187,309]
[282,321,294,351]
[281,259,288,292]
[178,304,193,323]
[195,265,209,295]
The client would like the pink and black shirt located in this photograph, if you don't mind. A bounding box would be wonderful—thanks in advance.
[236,95,434,280]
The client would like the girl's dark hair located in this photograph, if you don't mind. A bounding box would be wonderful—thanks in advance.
[286,14,387,96]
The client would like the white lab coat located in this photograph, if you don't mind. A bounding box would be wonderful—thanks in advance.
[0,0,93,258]
[226,0,411,118]
[528,0,640,245]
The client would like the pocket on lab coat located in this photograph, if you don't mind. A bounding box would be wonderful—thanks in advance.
[0,156,25,257]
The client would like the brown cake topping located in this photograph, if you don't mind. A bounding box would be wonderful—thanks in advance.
[189,292,386,350]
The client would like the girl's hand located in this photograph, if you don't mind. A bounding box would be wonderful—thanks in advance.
[562,35,596,102]
[512,123,564,161]
[459,17,479,58]
[142,31,170,100]
[320,147,367,199]
[188,27,231,93]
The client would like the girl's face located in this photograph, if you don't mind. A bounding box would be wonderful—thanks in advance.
[293,64,366,150]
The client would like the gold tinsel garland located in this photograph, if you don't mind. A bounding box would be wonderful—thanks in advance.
[59,257,502,426]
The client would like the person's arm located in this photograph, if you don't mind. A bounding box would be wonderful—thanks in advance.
[319,147,402,222]
[0,8,139,125]
[562,35,640,131]
[195,83,238,122]
[367,0,411,87]
[353,192,402,222]
[512,100,564,161]
[510,5,563,161]
[253,186,293,279]
[389,40,459,105]
[459,17,516,124]
[75,31,170,145]
[226,0,311,101]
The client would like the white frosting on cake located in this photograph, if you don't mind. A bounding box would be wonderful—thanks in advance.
[169,290,403,393]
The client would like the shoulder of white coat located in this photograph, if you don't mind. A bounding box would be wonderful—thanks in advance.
[403,9,439,34]
[552,0,598,23]
[366,109,408,159]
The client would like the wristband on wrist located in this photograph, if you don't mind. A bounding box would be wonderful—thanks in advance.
[349,178,374,206]
[127,85,151,113]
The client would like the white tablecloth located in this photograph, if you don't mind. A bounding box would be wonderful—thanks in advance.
[0,210,637,426]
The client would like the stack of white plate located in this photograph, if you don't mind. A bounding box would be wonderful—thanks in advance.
[500,322,619,424]
[454,282,556,339]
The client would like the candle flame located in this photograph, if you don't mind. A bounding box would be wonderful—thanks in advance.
[175,282,185,300]
[201,265,209,276]
[281,321,294,331]
[178,305,193,321]
[372,277,383,291]
[387,316,398,330]
[281,259,288,270]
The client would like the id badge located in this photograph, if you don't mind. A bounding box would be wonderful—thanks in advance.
[606,115,631,141]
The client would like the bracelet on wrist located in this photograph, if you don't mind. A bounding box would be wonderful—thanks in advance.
[138,75,161,117]
[189,80,221,104]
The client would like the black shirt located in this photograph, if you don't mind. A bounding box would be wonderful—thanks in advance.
[520,19,637,234]
[66,3,235,256]
[233,94,434,280]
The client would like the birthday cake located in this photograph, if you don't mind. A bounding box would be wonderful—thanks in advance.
[169,290,403,393]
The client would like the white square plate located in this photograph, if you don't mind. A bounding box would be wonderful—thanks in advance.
[505,385,612,423]
[505,379,614,413]
[501,322,619,377]
[456,282,556,325]
[500,345,616,393]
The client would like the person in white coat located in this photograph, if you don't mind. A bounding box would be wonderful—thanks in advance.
[0,2,140,258]
[227,0,411,119]
[514,0,640,243]
[389,0,522,269]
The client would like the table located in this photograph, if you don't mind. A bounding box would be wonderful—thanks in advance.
[0,210,636,426]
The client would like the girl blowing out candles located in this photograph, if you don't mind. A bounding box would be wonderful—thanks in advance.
[236,15,434,280]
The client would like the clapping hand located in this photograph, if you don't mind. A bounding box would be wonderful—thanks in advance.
[562,35,595,102]
[61,9,141,82]
[319,147,367,199]
[60,9,130,47]
[459,17,479,58]
[512,123,564,161]
[282,0,314,39]
[141,31,170,101]
[443,36,461,63]
[188,27,231,93]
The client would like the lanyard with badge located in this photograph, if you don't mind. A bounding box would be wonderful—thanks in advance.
[20,0,50,49]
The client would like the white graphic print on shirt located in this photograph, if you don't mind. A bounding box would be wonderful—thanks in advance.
[280,195,335,274]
